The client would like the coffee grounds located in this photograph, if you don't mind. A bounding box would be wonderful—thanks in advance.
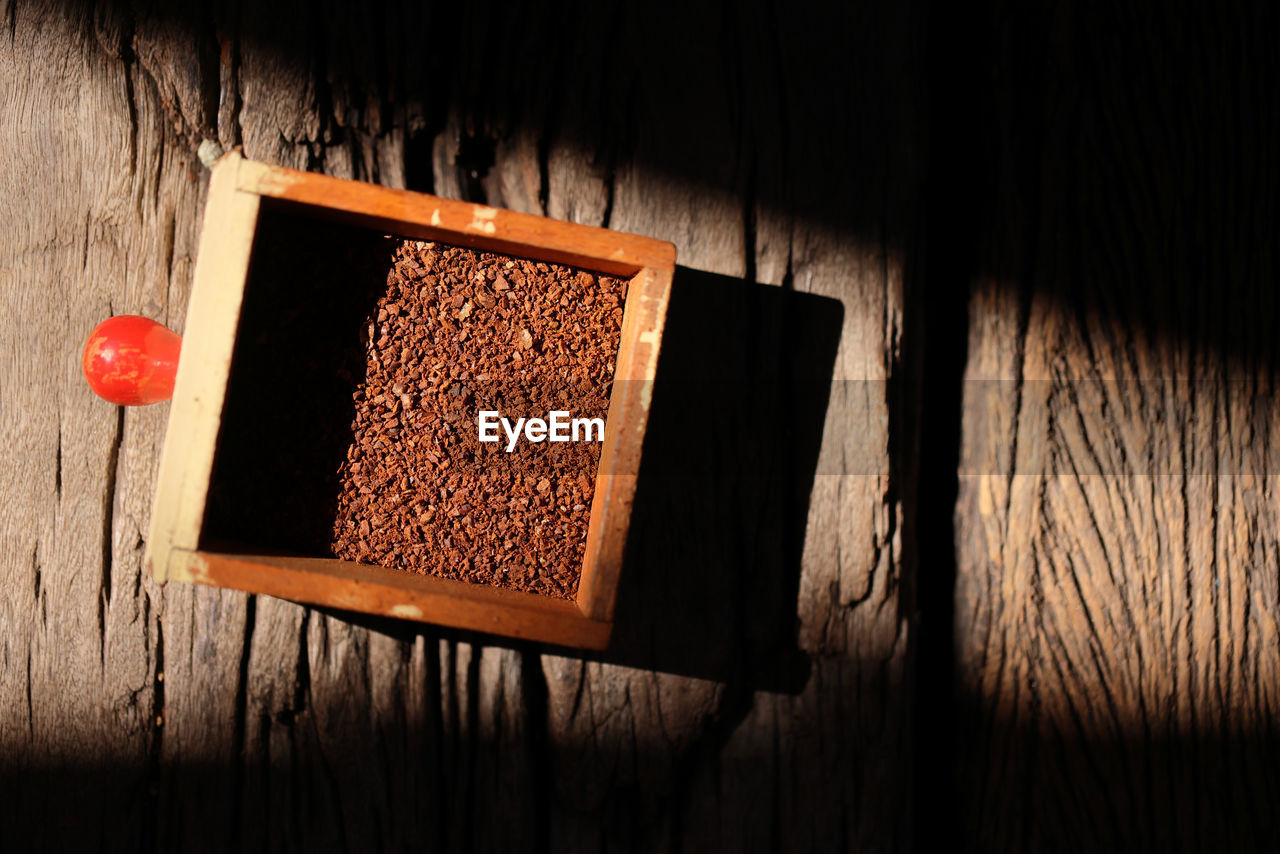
[329,240,628,598]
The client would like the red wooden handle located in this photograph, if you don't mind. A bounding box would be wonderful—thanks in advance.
[82,316,183,406]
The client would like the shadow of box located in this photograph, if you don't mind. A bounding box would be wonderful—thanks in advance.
[144,153,675,650]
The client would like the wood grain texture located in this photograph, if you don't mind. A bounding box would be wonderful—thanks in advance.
[0,2,199,849]
[8,0,1277,852]
[947,3,1280,851]
[0,1,915,850]
[452,2,918,851]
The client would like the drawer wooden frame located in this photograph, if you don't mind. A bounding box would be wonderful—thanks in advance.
[144,152,675,650]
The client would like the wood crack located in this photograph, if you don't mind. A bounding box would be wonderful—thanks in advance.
[119,16,139,179]
[80,211,90,274]
[566,659,588,723]
[520,651,551,854]
[599,167,616,231]
[460,642,481,854]
[128,18,214,156]
[231,593,257,846]
[301,628,351,853]
[742,146,758,285]
[664,679,755,840]
[216,24,243,150]
[54,423,61,500]
[1043,631,1131,844]
[162,213,176,283]
[146,604,165,829]
[30,542,40,608]
[532,38,559,219]
[25,645,33,738]
[100,404,124,668]
[275,607,312,727]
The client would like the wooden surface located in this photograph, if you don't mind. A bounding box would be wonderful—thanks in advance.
[939,3,1280,851]
[0,1,1274,852]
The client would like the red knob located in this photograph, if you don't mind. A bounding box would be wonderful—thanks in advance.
[82,315,183,406]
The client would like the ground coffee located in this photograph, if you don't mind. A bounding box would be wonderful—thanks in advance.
[329,239,627,598]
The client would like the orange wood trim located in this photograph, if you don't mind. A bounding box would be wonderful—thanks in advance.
[233,158,676,277]
[576,264,674,620]
[186,550,613,649]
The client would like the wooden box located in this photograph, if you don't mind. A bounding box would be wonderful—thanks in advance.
[144,153,674,649]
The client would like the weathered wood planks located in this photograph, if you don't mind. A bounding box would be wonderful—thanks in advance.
[946,3,1280,850]
[1,1,914,850]
[4,0,1275,851]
